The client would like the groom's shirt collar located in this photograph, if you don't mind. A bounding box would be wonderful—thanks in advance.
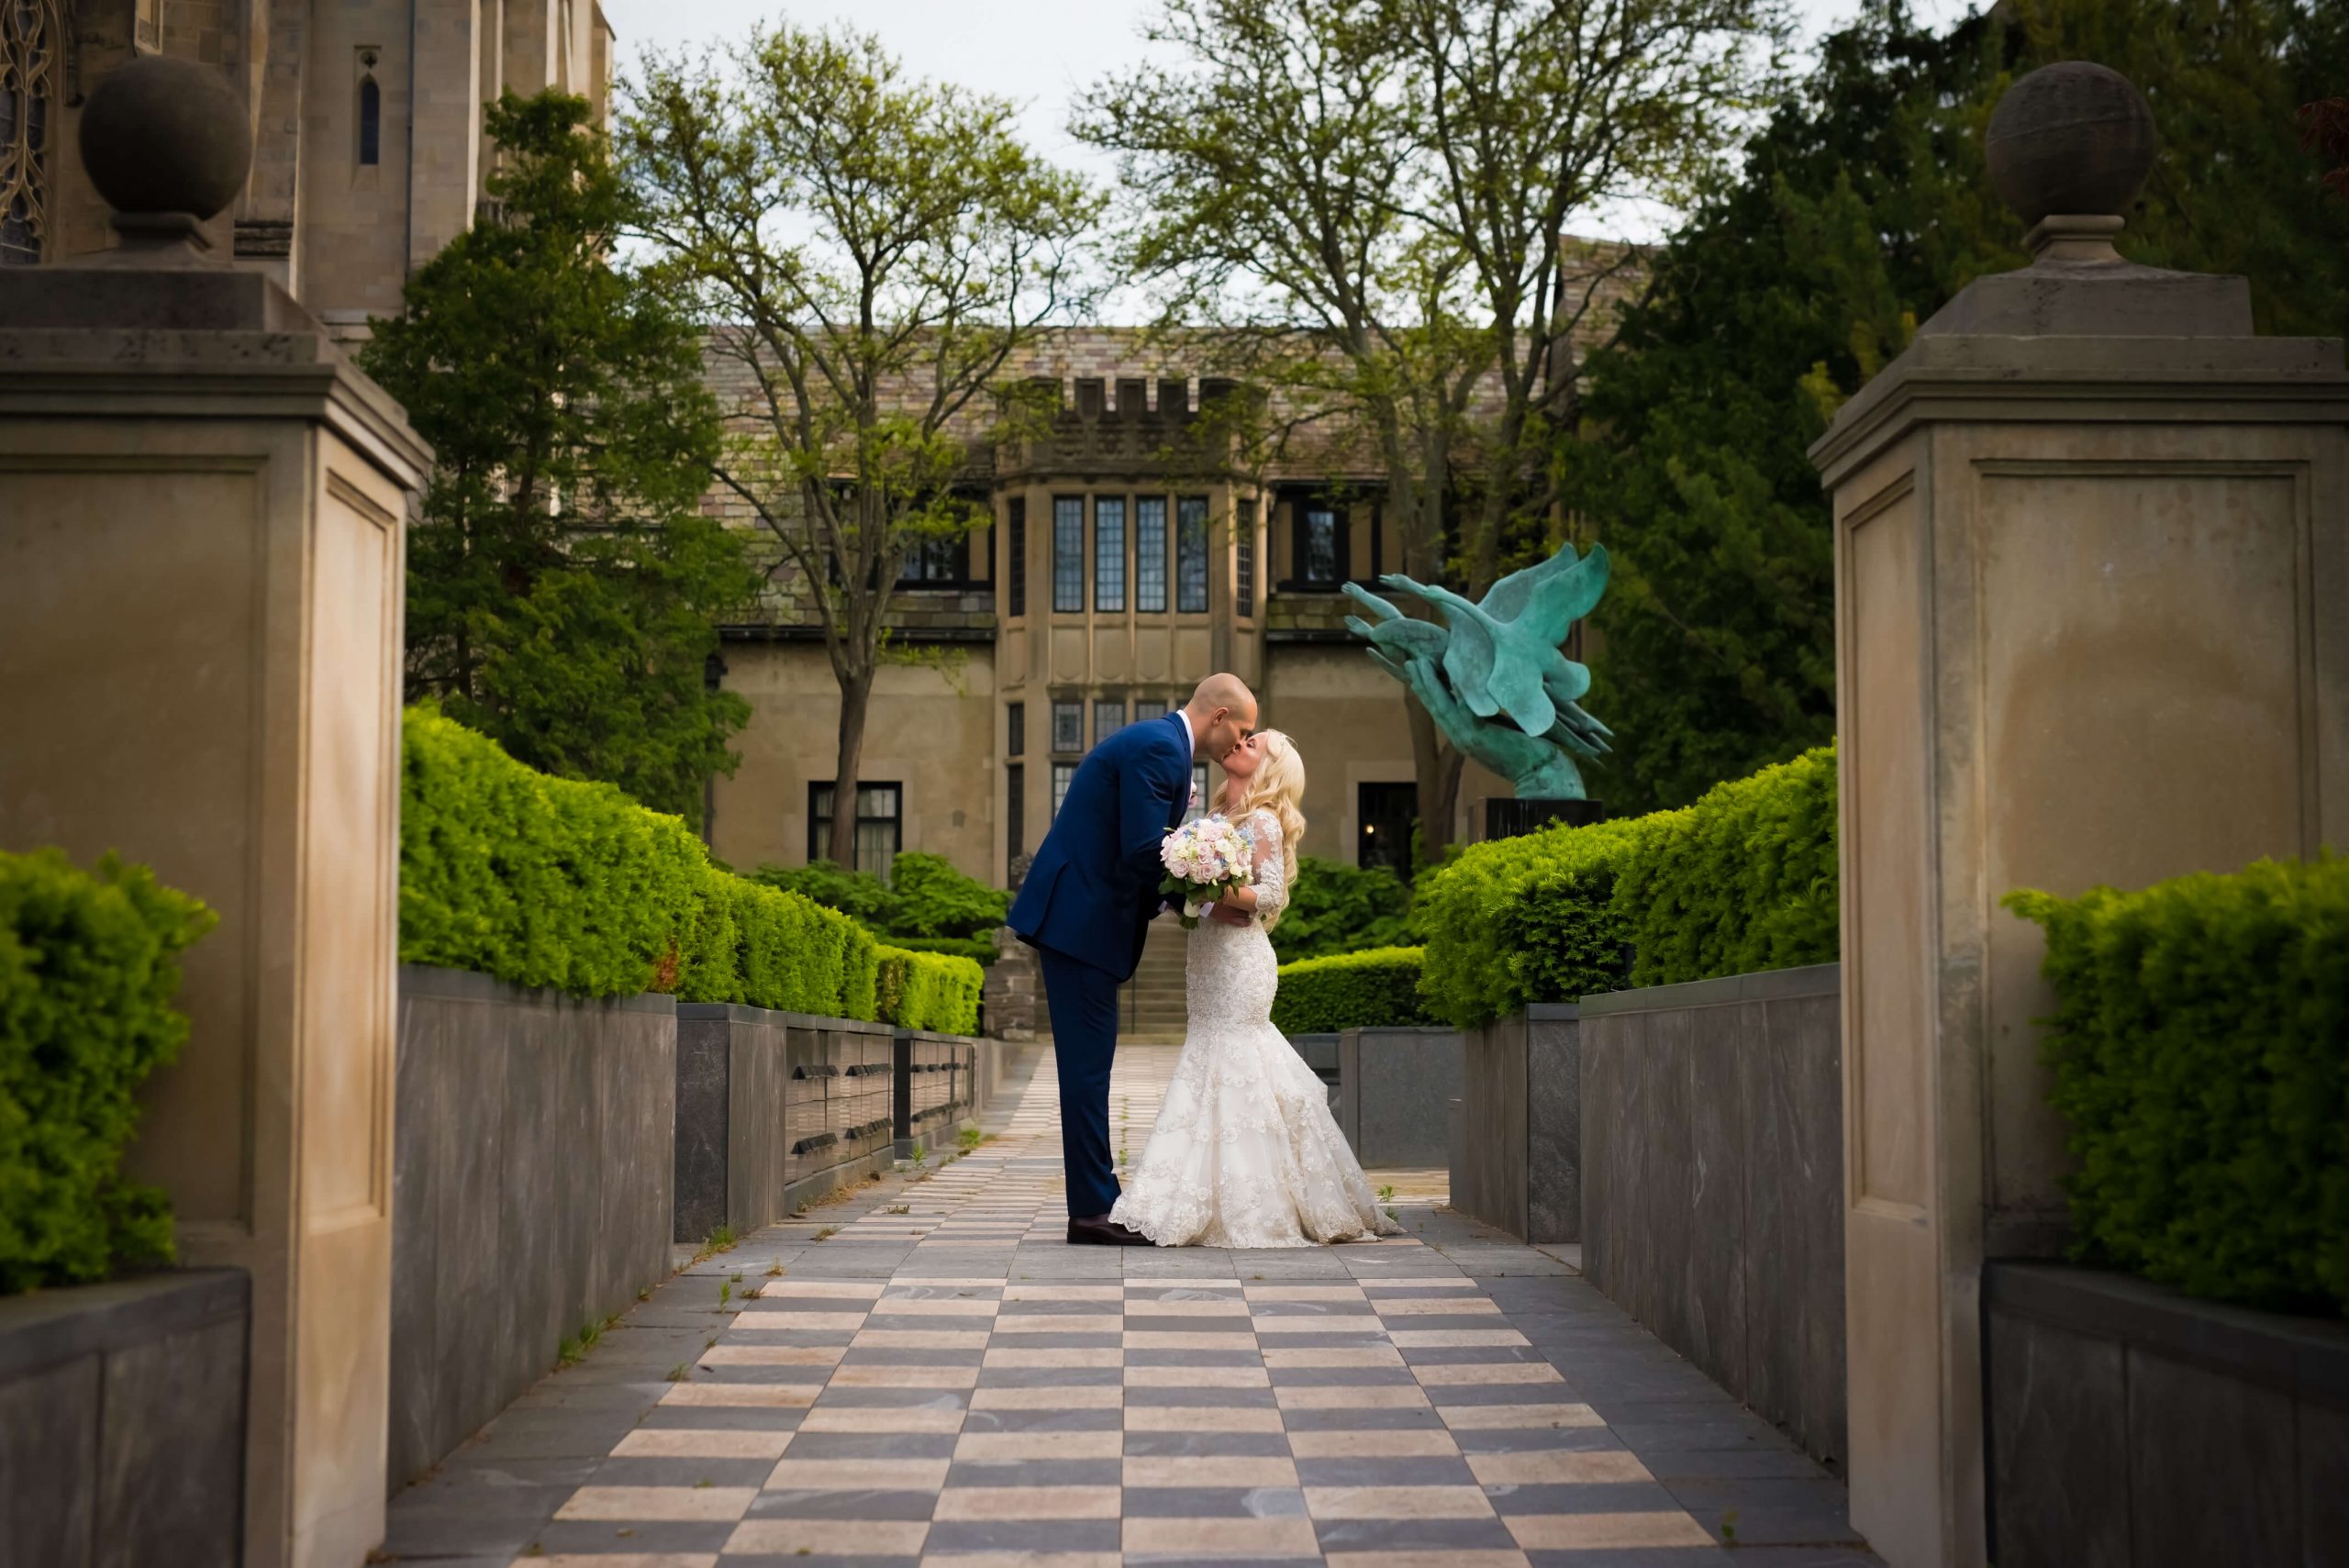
[1174,706,1194,758]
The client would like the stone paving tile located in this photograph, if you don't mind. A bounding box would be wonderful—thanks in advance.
[382,1042,1878,1566]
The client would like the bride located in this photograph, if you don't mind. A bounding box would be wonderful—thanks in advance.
[1109,730,1401,1247]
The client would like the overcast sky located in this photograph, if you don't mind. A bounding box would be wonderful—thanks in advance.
[598,0,1981,247]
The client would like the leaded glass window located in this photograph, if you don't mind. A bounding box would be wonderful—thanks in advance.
[1094,495,1126,613]
[1052,496,1084,612]
[0,0,64,267]
[1135,497,1167,613]
[1177,497,1209,613]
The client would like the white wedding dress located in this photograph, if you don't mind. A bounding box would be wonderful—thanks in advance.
[1110,810,1402,1247]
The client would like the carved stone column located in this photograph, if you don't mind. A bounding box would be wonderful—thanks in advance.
[1809,63,2349,1567]
[0,58,430,1568]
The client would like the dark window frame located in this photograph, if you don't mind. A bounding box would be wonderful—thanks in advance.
[1007,701,1026,758]
[1234,501,1255,614]
[358,74,383,166]
[1051,762,1076,820]
[1050,698,1084,754]
[1007,763,1025,863]
[1007,497,1027,617]
[1093,695,1126,746]
[807,780,904,874]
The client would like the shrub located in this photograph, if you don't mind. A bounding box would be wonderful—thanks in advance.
[1,850,217,1294]
[1271,857,1414,962]
[885,852,1010,939]
[751,851,1008,940]
[1414,745,1839,1027]
[879,933,998,966]
[2006,855,2349,1317]
[402,706,701,997]
[1273,948,1433,1034]
[875,945,985,1035]
[404,707,877,1019]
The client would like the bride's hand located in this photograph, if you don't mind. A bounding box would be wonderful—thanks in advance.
[1202,901,1251,928]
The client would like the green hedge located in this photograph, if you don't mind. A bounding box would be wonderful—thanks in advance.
[1271,857,1414,962]
[2007,855,2349,1317]
[880,934,998,967]
[876,945,985,1035]
[1415,746,1839,1027]
[403,707,878,1019]
[2,850,216,1294]
[1273,948,1433,1034]
[751,851,1008,940]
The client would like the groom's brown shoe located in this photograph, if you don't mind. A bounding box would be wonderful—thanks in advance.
[1067,1215,1152,1246]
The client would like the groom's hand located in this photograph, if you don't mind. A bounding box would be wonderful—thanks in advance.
[1203,901,1250,928]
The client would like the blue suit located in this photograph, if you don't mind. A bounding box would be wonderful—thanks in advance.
[1008,709,1192,1217]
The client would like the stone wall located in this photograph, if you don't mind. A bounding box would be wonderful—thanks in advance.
[1452,1006,1581,1244]
[0,1270,249,1566]
[1335,1026,1463,1168]
[1580,964,1845,1470]
[388,964,676,1493]
[673,1006,899,1243]
[1985,1262,2349,1568]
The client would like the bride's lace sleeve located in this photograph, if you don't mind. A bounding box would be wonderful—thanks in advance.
[1249,811,1288,920]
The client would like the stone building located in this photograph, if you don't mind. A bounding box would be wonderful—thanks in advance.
[700,309,1643,889]
[0,0,611,333]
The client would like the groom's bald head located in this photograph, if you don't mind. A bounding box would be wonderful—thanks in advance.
[1184,673,1258,762]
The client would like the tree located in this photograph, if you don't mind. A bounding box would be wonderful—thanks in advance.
[360,91,754,828]
[621,24,1102,869]
[1075,0,1785,856]
[1561,0,2349,815]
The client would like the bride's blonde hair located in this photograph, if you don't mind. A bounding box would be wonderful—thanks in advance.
[1217,729,1306,929]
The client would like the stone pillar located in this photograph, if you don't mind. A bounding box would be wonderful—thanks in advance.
[0,60,430,1568]
[1808,64,2349,1568]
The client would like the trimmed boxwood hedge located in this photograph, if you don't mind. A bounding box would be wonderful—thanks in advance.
[876,945,985,1035]
[1414,746,1839,1028]
[2007,855,2349,1317]
[402,707,884,1021]
[2,849,216,1294]
[1272,948,1433,1034]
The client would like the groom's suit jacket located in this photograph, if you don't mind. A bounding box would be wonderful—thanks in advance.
[1008,709,1192,982]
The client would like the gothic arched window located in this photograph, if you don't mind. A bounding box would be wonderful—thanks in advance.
[0,0,63,266]
[358,72,382,166]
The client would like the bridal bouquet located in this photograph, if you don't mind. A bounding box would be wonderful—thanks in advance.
[1159,817,1253,929]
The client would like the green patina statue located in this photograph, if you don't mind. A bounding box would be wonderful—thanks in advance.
[1342,542,1614,800]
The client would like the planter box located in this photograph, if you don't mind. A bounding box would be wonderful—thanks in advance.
[1986,1262,2349,1568]
[1336,1026,1463,1169]
[0,1269,248,1566]
[1452,1004,1581,1243]
[1580,962,1844,1471]
[894,1029,983,1158]
[390,964,675,1493]
[674,1006,901,1243]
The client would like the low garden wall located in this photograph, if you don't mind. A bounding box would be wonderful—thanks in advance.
[895,1028,984,1156]
[1579,962,1845,1470]
[0,1268,249,1566]
[1985,1262,2349,1567]
[674,1006,898,1242]
[1335,1025,1461,1168]
[1453,1004,1581,1244]
[388,963,676,1493]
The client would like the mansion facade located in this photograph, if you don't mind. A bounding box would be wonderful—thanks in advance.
[699,328,1642,890]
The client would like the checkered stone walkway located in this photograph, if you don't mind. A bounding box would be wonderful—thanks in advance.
[383,1043,1880,1567]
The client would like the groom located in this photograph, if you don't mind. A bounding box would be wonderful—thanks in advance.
[1008,673,1257,1244]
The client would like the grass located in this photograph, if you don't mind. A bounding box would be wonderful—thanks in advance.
[814,1225,839,1241]
[887,1204,911,1216]
[958,1126,985,1151]
[717,1281,732,1312]
[554,1315,610,1369]
[665,1362,691,1382]
[765,1259,785,1277]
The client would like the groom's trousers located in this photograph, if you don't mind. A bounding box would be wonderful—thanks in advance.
[1037,946,1120,1218]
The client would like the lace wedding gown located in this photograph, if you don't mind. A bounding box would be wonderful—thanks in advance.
[1110,810,1401,1247]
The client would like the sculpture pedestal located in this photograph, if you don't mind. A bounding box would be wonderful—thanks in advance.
[1485,796,1605,840]
[0,267,429,1568]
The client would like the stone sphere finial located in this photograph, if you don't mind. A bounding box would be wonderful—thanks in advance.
[1986,61,2156,228]
[79,55,253,227]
